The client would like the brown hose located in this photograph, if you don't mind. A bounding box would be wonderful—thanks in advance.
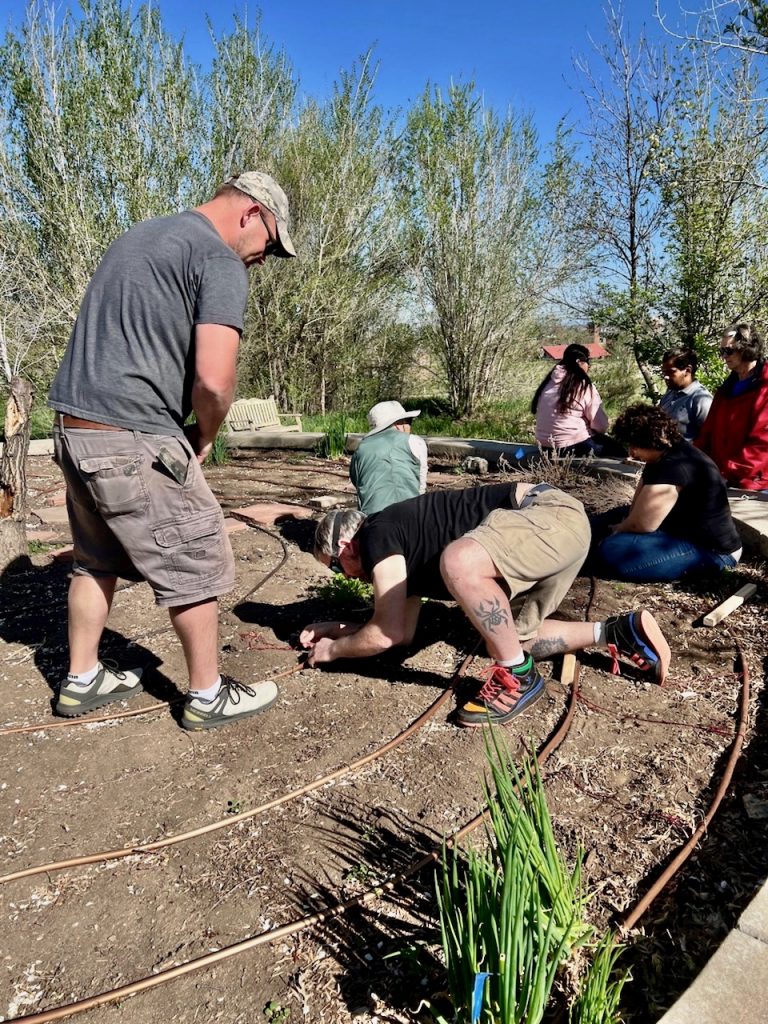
[0,654,475,885]
[618,644,750,932]
[0,664,302,739]
[10,670,578,1024]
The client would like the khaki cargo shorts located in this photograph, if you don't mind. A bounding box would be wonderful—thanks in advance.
[53,424,235,608]
[464,487,590,640]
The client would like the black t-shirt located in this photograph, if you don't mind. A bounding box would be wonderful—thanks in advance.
[359,483,515,599]
[641,442,741,553]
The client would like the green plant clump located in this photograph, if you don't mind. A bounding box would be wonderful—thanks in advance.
[570,933,629,1024]
[205,429,230,466]
[435,735,592,1024]
[431,732,629,1024]
[317,412,351,459]
[311,572,373,606]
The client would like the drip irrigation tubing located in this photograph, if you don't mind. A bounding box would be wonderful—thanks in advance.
[7,668,580,1024]
[0,664,303,739]
[576,692,733,737]
[214,476,349,497]
[228,459,350,481]
[0,651,475,885]
[618,642,751,933]
[1,516,292,627]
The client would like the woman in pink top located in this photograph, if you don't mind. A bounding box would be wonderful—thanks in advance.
[532,344,609,455]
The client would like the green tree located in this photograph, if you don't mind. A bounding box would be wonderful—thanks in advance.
[241,54,407,413]
[656,59,768,370]
[576,4,674,396]
[0,0,203,570]
[401,82,587,418]
[0,0,204,327]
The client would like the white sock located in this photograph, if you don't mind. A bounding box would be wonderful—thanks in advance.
[66,663,100,687]
[594,622,605,645]
[188,676,222,703]
[497,652,527,668]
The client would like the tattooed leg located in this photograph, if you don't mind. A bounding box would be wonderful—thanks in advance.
[440,538,524,662]
[527,635,569,660]
[473,597,509,634]
[525,620,597,657]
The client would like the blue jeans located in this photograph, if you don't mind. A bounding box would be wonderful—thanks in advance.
[596,530,737,582]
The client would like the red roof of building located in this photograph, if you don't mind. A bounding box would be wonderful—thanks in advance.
[541,343,610,360]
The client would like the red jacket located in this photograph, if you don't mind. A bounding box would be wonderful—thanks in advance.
[695,359,768,490]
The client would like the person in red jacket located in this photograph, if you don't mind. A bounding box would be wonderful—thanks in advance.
[695,323,768,491]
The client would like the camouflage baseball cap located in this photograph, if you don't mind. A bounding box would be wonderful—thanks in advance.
[224,171,297,258]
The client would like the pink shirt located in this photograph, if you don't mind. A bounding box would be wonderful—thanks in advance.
[534,366,609,448]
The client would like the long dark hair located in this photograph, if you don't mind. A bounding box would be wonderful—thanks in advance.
[531,344,592,415]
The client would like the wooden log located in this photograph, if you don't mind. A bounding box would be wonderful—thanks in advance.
[702,584,758,627]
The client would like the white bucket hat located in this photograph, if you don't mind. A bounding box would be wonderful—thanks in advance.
[365,400,421,437]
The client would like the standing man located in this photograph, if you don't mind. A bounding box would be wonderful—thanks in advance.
[300,484,671,728]
[658,348,712,441]
[49,172,296,729]
[349,400,428,515]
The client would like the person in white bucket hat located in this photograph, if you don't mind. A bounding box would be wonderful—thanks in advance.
[349,400,428,515]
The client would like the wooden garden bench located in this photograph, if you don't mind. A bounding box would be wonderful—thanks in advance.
[224,396,303,433]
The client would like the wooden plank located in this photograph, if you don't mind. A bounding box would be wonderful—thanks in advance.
[560,653,577,686]
[702,584,758,627]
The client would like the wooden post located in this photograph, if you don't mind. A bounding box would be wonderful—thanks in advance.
[0,375,33,572]
[702,584,758,627]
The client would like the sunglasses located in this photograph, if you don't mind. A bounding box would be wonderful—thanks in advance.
[260,211,281,258]
[719,346,740,357]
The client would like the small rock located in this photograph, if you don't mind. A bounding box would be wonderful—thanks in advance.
[463,456,488,475]
[307,495,339,509]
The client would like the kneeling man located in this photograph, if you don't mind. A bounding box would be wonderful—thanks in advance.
[301,482,670,727]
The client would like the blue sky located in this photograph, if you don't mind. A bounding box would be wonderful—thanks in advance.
[3,0,678,143]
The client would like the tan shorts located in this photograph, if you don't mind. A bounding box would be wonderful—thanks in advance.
[53,424,235,608]
[464,488,590,639]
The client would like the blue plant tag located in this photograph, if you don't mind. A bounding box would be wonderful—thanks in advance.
[471,972,492,1023]
[515,447,525,460]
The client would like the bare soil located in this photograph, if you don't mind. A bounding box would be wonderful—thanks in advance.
[1,451,766,1024]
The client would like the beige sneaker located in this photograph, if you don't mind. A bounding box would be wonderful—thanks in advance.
[55,662,144,717]
[181,676,279,731]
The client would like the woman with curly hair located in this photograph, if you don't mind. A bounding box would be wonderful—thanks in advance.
[593,404,741,582]
[532,343,609,456]
[695,323,768,490]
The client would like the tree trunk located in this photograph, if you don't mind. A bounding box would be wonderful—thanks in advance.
[0,376,33,573]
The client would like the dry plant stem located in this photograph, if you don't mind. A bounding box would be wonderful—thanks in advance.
[618,644,750,933]
[10,665,579,1024]
[0,654,475,885]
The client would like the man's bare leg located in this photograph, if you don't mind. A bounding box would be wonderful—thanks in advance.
[440,538,524,661]
[526,620,596,659]
[168,598,220,691]
[68,574,117,673]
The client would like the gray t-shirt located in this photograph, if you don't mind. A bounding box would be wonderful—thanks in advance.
[659,380,713,441]
[49,211,248,435]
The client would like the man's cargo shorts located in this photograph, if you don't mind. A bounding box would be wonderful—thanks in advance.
[463,486,590,640]
[53,423,235,608]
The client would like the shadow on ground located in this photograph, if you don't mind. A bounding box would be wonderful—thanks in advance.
[0,555,179,715]
[289,794,447,1020]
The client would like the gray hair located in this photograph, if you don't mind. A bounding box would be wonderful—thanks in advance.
[314,509,366,559]
[722,322,763,361]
